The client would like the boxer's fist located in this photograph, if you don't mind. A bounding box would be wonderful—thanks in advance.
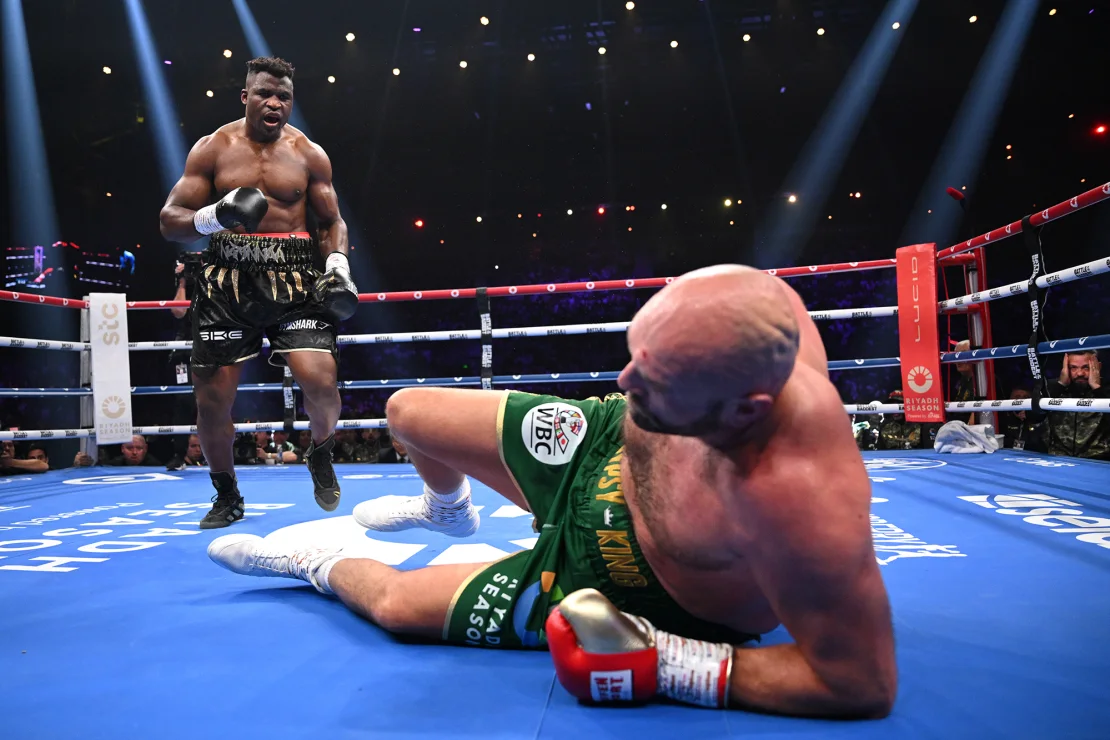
[312,252,359,321]
[547,588,733,708]
[193,187,269,235]
[547,588,659,703]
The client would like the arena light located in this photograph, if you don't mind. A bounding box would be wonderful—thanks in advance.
[743,34,751,42]
[817,28,826,36]
[346,32,355,41]
[660,203,667,210]
[476,216,483,223]
[892,22,901,29]
[393,67,400,76]
[517,213,522,218]
[106,192,112,197]
[1006,144,1012,149]
[206,90,214,97]
[1006,155,1012,160]
[1068,113,1074,118]
[1096,125,1107,134]
[102,66,112,74]
[724,198,732,207]
[414,219,424,228]
[1049,8,1056,15]
[459,61,468,68]
[626,1,635,9]
[788,194,797,203]
[527,53,535,61]
[480,16,489,26]
[223,49,232,58]
[670,40,678,48]
[566,209,573,215]
[969,15,978,23]
[598,46,607,55]
[327,76,335,83]
[597,206,606,215]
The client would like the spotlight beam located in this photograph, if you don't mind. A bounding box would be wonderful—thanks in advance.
[756,0,919,266]
[899,0,1040,247]
[123,0,188,195]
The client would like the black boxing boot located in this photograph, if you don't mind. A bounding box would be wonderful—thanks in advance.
[305,435,341,512]
[200,471,245,530]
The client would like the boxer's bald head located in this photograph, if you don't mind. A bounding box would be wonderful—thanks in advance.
[619,265,799,442]
[243,57,295,141]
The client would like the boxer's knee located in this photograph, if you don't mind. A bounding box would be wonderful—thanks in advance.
[385,388,423,441]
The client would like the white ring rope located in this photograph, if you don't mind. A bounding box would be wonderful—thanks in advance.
[939,254,1110,311]
[5,399,1108,441]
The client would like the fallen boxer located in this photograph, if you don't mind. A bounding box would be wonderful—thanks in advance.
[208,265,896,717]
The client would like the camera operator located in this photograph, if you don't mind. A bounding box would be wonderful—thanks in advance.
[167,253,203,466]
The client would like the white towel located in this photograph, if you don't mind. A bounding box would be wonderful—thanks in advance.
[933,421,1000,454]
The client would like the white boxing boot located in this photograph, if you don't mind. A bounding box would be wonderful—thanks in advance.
[207,534,346,594]
[353,478,479,538]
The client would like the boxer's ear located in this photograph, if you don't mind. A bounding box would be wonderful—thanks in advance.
[241,88,248,106]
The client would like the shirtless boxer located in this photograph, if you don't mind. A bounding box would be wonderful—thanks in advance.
[207,265,896,717]
[159,57,357,529]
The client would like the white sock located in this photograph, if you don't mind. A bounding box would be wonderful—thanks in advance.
[311,553,348,596]
[425,477,471,507]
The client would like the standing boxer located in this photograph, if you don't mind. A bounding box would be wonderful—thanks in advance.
[160,56,358,529]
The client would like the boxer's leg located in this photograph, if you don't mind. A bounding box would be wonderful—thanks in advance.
[283,350,341,444]
[386,387,526,509]
[193,363,245,474]
[328,559,488,638]
[283,349,343,511]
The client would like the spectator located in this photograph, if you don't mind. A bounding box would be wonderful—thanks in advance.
[999,389,1047,452]
[352,429,381,463]
[167,434,207,470]
[111,435,162,466]
[294,430,313,458]
[950,340,978,425]
[261,430,299,464]
[1046,351,1110,460]
[379,434,412,464]
[879,390,923,449]
[1,440,49,474]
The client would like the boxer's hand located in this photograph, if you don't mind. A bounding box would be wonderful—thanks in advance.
[193,187,269,235]
[312,252,359,321]
[546,589,733,708]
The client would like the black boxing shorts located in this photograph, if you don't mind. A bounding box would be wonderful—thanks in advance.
[190,232,338,370]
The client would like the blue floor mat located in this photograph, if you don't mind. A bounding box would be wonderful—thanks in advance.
[1,450,1108,738]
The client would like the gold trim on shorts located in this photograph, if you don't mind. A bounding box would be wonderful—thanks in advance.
[443,567,489,641]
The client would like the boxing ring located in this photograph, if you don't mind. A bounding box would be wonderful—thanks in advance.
[2,183,1110,738]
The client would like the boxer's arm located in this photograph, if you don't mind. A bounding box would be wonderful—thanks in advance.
[160,135,219,243]
[728,454,895,716]
[305,141,348,259]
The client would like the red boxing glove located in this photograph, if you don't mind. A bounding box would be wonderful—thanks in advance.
[546,588,733,708]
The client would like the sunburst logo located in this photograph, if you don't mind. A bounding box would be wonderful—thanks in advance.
[905,366,933,394]
[101,395,128,419]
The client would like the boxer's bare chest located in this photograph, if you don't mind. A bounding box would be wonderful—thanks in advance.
[212,135,309,207]
[623,423,780,634]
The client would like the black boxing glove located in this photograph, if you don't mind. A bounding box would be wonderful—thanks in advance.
[311,252,359,321]
[192,187,269,235]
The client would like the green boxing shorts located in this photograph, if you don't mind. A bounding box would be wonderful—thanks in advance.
[441,391,756,649]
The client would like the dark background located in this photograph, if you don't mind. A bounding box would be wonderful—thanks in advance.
[1,0,1107,457]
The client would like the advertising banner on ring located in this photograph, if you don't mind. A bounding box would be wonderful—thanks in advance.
[896,245,946,424]
[89,293,134,444]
